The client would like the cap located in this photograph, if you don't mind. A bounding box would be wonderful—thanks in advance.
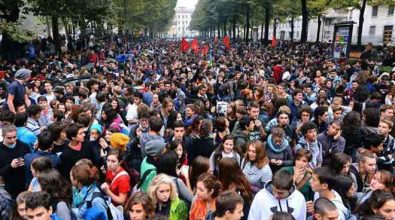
[15,69,31,79]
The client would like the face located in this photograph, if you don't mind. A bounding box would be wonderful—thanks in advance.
[185,107,194,117]
[327,123,341,136]
[305,129,317,141]
[111,100,118,109]
[152,95,159,104]
[3,131,17,146]
[378,122,391,136]
[73,128,85,142]
[272,135,283,146]
[295,156,309,170]
[196,181,212,200]
[128,203,147,220]
[133,97,141,105]
[167,103,174,112]
[225,203,244,220]
[278,114,289,126]
[272,186,290,200]
[249,107,259,120]
[310,174,325,192]
[58,104,66,113]
[346,183,356,198]
[247,145,257,161]
[17,105,26,113]
[375,199,395,220]
[140,118,149,129]
[26,207,52,220]
[65,99,74,109]
[156,183,171,203]
[106,154,120,172]
[173,127,185,140]
[223,139,234,154]
[175,144,183,159]
[17,202,27,219]
[44,83,52,93]
[301,112,310,123]
[333,110,342,120]
[295,93,304,102]
[370,173,386,191]
[90,129,100,140]
[341,161,351,175]
[382,109,394,120]
[362,158,377,174]
[319,112,329,122]
[38,100,48,109]
[315,210,339,220]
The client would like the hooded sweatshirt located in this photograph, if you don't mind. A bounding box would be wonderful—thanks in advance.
[314,190,353,220]
[140,133,166,158]
[266,134,293,173]
[248,181,306,220]
[295,136,323,169]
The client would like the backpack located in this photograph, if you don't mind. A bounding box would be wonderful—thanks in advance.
[133,168,156,192]
[87,192,124,220]
[0,188,13,220]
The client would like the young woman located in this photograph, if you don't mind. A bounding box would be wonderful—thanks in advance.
[218,158,253,220]
[37,168,73,220]
[101,149,131,206]
[357,170,395,205]
[281,148,314,201]
[242,140,272,193]
[28,157,52,192]
[11,191,31,220]
[266,126,294,174]
[188,156,210,193]
[209,135,241,175]
[125,192,155,220]
[358,190,395,220]
[148,174,188,220]
[189,173,222,220]
[332,175,357,215]
[70,163,108,219]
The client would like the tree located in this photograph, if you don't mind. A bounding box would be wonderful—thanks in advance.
[308,0,331,43]
[300,0,308,43]
[273,0,301,42]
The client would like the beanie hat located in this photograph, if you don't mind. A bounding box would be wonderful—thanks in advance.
[89,123,103,134]
[15,69,31,79]
[145,138,166,157]
[110,133,129,152]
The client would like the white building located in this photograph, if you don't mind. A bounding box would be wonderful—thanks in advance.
[167,7,198,39]
[268,4,394,45]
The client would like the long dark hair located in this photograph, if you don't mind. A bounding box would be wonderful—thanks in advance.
[189,156,210,191]
[37,168,72,206]
[167,140,187,165]
[157,150,178,177]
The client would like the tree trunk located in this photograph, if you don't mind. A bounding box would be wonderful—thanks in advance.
[316,15,322,43]
[358,0,367,47]
[264,3,271,45]
[217,23,221,38]
[301,0,308,43]
[233,16,237,40]
[223,19,227,36]
[261,23,264,40]
[245,7,250,44]
[273,18,277,39]
[290,17,294,43]
[51,15,61,53]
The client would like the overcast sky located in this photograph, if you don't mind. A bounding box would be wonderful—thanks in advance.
[176,0,199,8]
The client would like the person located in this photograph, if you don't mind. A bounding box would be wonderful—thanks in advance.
[189,119,216,163]
[266,126,293,173]
[37,169,73,220]
[270,212,295,220]
[0,124,30,199]
[295,122,323,169]
[313,197,339,220]
[15,112,37,150]
[58,123,97,179]
[139,115,166,158]
[350,152,377,193]
[232,116,253,152]
[317,120,345,161]
[125,192,155,220]
[356,170,394,205]
[281,148,314,201]
[101,149,131,206]
[70,163,108,219]
[357,190,395,220]
[24,191,61,220]
[147,174,188,220]
[376,119,395,172]
[309,167,352,220]
[248,169,306,220]
[27,157,53,192]
[206,191,244,220]
[5,69,31,114]
[209,135,241,175]
[342,111,364,156]
[26,105,43,136]
[10,191,31,220]
[190,173,222,220]
[188,156,210,193]
[241,140,272,193]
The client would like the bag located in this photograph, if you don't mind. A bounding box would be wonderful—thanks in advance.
[133,168,156,192]
[88,192,124,220]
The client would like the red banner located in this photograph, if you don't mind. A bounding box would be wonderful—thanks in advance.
[180,37,190,52]
[223,35,230,49]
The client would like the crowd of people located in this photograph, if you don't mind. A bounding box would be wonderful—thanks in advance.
[0,36,394,220]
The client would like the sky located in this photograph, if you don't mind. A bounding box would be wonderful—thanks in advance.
[176,0,199,9]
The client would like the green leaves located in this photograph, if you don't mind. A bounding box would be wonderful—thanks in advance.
[0,20,34,42]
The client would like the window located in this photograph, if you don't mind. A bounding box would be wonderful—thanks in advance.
[369,26,376,35]
[383,26,393,44]
[372,6,378,17]
[389,6,394,16]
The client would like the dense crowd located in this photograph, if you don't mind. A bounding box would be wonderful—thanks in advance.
[0,36,395,220]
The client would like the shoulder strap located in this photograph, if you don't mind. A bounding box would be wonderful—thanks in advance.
[110,170,128,186]
[295,172,312,190]
[137,168,156,189]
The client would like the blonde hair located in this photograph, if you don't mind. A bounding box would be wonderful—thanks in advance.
[148,174,179,205]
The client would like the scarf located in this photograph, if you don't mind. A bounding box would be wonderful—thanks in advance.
[72,185,93,208]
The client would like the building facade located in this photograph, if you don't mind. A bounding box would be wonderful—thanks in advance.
[267,4,394,45]
[167,7,198,39]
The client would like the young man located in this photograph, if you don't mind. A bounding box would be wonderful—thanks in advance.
[247,101,266,141]
[0,124,30,199]
[25,191,60,220]
[314,197,340,220]
[248,169,306,220]
[37,96,53,127]
[15,113,37,150]
[26,105,42,135]
[86,79,100,109]
[126,91,143,128]
[43,81,55,104]
[309,167,351,220]
[139,115,166,159]
[296,122,323,169]
[377,119,395,172]
[209,191,244,220]
[350,152,377,193]
[317,120,345,161]
[379,104,394,121]
[232,116,254,152]
[5,69,31,114]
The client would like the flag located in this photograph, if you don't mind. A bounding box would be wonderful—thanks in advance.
[272,35,277,48]
[191,37,198,52]
[202,44,209,55]
[180,37,189,52]
[223,35,230,50]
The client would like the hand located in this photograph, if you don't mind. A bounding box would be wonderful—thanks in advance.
[276,160,283,165]
[270,159,277,164]
[11,159,20,168]
[254,120,262,128]
[136,127,143,137]
[334,130,342,140]
[101,183,109,193]
[99,138,108,149]
[40,126,47,132]
[306,200,314,214]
